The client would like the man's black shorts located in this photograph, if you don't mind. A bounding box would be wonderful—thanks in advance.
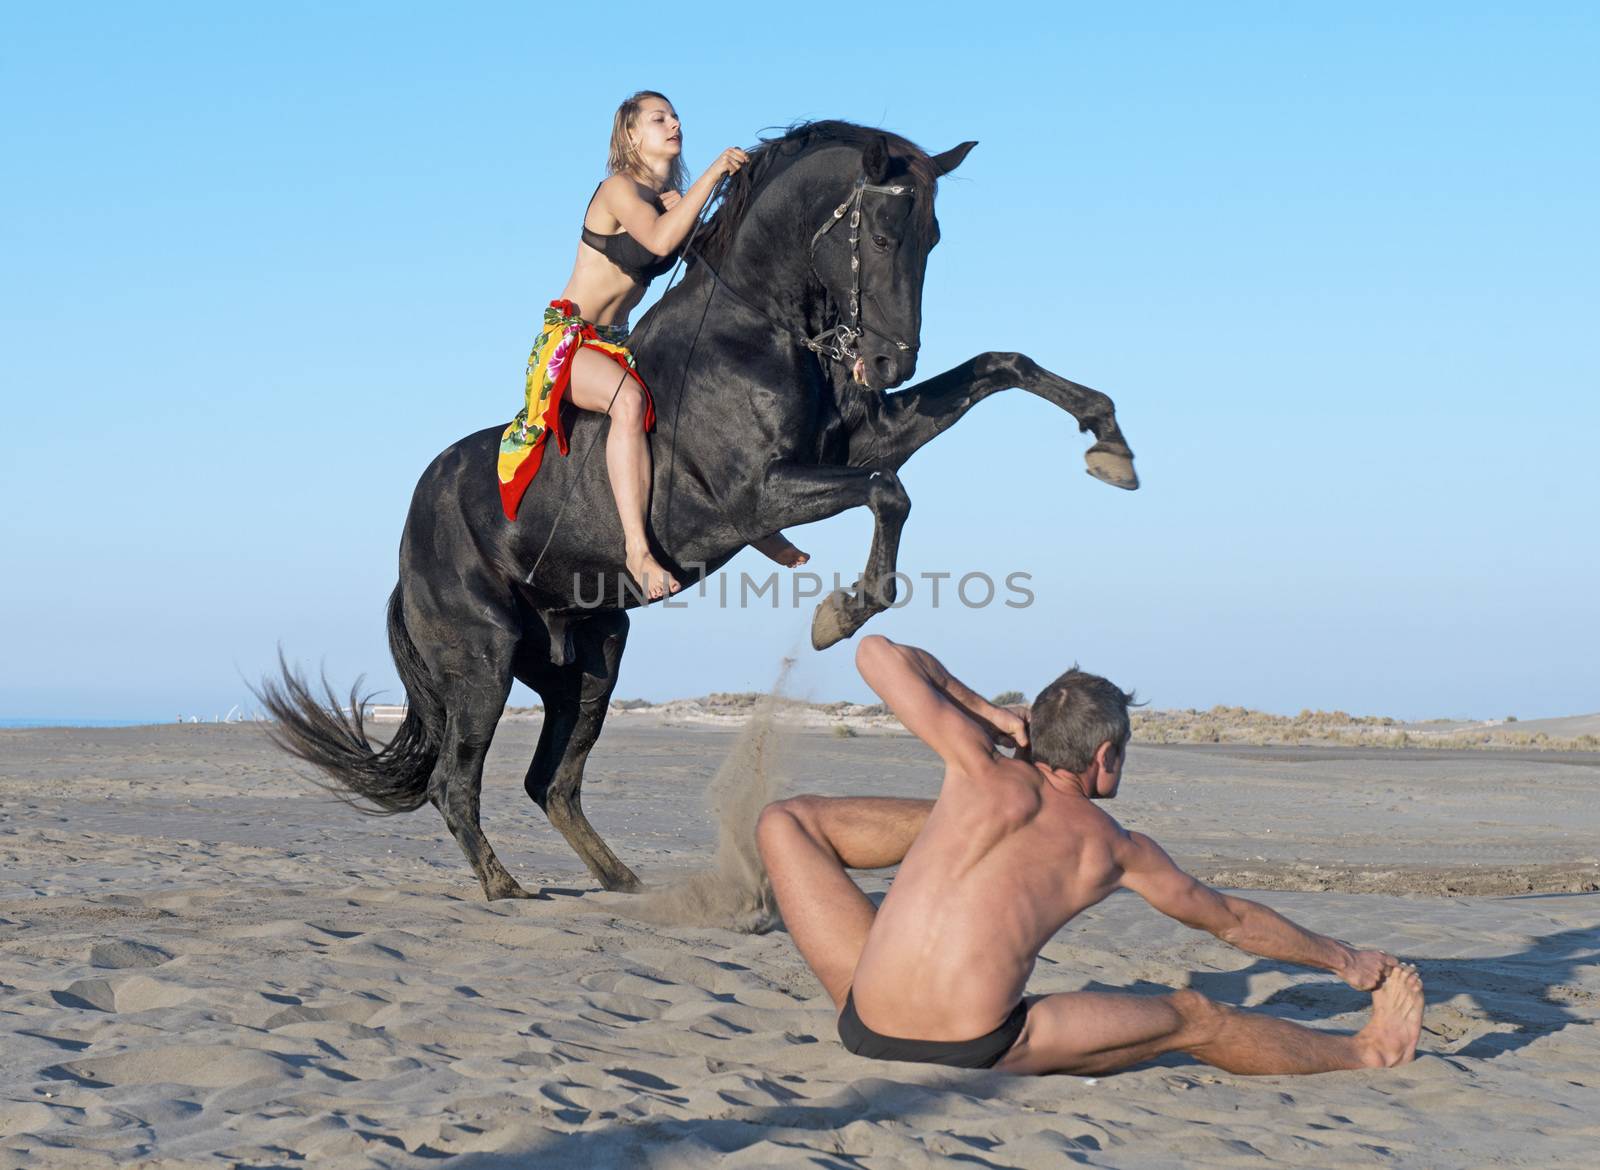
[837,990,1028,1069]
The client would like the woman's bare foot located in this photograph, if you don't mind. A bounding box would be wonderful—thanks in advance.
[751,533,809,568]
[625,547,680,601]
[1355,963,1424,1068]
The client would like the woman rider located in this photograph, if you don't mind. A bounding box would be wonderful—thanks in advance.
[497,90,807,601]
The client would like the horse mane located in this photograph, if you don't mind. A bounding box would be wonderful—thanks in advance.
[690,119,940,268]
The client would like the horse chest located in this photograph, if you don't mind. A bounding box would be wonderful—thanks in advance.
[748,372,840,462]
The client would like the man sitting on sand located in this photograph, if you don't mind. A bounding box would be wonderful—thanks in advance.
[756,636,1425,1075]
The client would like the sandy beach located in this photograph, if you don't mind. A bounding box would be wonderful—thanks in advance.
[2,715,1597,1168]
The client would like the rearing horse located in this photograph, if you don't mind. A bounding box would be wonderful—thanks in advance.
[262,121,1138,901]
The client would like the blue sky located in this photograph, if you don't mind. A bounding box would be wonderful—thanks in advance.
[3,3,1596,722]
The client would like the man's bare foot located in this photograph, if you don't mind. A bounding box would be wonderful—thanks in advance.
[1355,962,1424,1068]
[625,548,680,601]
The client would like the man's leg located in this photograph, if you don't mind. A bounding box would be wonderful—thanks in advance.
[755,795,933,1009]
[998,965,1425,1077]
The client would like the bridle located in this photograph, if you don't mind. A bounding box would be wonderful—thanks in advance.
[802,175,916,365]
[696,171,918,370]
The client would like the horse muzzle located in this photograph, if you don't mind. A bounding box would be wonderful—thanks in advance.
[856,343,916,390]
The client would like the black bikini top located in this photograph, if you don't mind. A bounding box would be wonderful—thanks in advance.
[580,181,679,284]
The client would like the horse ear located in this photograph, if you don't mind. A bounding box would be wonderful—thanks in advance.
[930,140,978,176]
[862,135,893,184]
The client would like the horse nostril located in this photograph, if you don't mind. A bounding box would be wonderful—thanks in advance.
[873,355,897,384]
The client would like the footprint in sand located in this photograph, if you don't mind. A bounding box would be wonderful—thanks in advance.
[261,998,388,1030]
[54,1045,297,1089]
[88,939,173,969]
[52,975,196,1013]
[51,978,117,1012]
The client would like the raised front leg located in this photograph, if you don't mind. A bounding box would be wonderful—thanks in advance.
[742,463,912,650]
[848,352,1138,489]
[519,611,642,892]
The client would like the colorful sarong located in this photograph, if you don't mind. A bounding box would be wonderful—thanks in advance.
[497,298,656,520]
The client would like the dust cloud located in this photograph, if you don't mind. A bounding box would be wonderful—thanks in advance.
[621,661,798,933]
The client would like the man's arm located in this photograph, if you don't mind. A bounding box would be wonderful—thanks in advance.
[854,636,1025,775]
[1115,831,1396,990]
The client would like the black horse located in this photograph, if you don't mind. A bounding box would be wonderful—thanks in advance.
[262,121,1138,901]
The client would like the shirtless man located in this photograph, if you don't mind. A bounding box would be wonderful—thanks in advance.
[756,635,1425,1074]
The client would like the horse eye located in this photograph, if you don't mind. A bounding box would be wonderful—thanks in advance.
[872,234,890,249]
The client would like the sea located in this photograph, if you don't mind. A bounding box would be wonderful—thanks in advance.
[1,719,178,729]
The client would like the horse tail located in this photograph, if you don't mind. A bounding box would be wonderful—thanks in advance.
[258,585,441,814]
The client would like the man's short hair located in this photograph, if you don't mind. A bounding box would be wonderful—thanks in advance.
[1029,667,1137,773]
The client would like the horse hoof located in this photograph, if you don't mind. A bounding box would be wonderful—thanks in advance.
[1085,444,1139,490]
[484,880,545,901]
[811,590,856,650]
[602,870,644,894]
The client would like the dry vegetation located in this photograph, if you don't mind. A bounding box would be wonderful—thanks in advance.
[1132,705,1600,752]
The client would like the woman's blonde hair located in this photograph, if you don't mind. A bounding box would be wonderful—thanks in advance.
[608,90,688,193]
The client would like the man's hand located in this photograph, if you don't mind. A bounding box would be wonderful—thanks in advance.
[981,704,1030,753]
[1336,945,1399,991]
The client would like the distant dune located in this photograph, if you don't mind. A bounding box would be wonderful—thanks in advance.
[465,696,1600,752]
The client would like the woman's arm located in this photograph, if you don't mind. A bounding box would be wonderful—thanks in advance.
[601,147,748,256]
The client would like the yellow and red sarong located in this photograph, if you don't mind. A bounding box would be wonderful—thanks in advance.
[497,298,655,520]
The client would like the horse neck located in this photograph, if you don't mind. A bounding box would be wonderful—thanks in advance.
[717,147,860,339]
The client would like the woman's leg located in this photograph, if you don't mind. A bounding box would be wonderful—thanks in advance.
[566,347,680,599]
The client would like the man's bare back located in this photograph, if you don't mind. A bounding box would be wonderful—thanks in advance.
[757,635,1426,1076]
[850,749,1119,1039]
